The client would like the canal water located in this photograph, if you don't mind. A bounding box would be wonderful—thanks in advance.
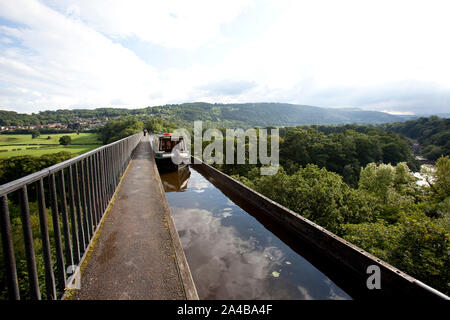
[160,166,352,300]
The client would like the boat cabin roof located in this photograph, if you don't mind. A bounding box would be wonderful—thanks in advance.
[156,133,184,139]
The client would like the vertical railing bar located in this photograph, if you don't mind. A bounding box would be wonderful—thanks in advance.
[49,174,66,295]
[92,154,101,222]
[122,141,125,172]
[101,150,107,213]
[108,148,113,200]
[19,185,41,300]
[103,149,108,203]
[36,178,56,300]
[57,170,74,269]
[88,156,98,228]
[114,144,118,187]
[119,142,122,174]
[0,195,20,300]
[73,163,86,251]
[125,140,130,167]
[125,140,128,164]
[79,160,91,244]
[117,143,119,179]
[110,147,113,192]
[117,143,120,176]
[99,150,105,210]
[101,149,108,209]
[96,152,105,216]
[119,142,122,178]
[103,149,109,204]
[112,146,116,190]
[91,154,99,223]
[84,157,95,237]
[101,151,107,213]
[67,165,80,264]
[92,155,99,227]
[110,147,114,193]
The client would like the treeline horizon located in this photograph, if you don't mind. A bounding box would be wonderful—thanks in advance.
[2,102,447,128]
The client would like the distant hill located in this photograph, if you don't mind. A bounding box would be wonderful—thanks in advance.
[1,102,413,128]
[142,102,408,127]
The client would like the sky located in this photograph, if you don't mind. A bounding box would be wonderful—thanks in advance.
[0,0,449,115]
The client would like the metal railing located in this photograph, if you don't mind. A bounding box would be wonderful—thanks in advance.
[0,132,143,299]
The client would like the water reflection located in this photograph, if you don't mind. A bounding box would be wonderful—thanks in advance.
[160,168,351,300]
[160,166,191,192]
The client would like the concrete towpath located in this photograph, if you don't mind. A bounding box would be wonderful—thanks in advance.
[70,136,198,300]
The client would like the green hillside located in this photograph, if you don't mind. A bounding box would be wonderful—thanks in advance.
[1,102,407,128]
[144,102,406,127]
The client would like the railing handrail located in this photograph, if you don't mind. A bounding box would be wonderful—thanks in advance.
[0,133,142,196]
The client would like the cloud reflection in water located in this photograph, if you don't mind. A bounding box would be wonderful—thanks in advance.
[166,169,351,300]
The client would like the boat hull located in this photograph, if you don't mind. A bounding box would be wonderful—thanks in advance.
[155,157,188,172]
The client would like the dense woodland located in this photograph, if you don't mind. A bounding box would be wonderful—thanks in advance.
[235,157,449,294]
[0,102,415,128]
[0,114,449,298]
[381,116,450,161]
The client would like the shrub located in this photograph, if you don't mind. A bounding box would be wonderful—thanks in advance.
[59,135,72,145]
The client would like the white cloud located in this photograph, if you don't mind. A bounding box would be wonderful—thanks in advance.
[0,0,449,114]
[221,0,450,88]
[0,0,161,111]
[43,0,254,49]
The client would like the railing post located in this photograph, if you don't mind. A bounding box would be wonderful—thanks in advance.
[93,153,102,221]
[49,173,66,294]
[73,163,86,251]
[113,144,118,188]
[36,178,56,300]
[83,158,95,235]
[88,156,98,228]
[19,186,41,300]
[67,165,81,264]
[57,170,74,270]
[100,150,107,210]
[79,160,91,244]
[0,195,20,300]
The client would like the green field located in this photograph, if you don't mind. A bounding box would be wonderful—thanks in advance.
[0,133,101,158]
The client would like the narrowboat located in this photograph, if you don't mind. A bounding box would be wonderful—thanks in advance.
[151,133,189,172]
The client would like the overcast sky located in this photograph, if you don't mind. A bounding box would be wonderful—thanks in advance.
[0,0,449,115]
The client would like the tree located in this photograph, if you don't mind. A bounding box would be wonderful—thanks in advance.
[238,164,366,234]
[343,210,449,295]
[0,151,73,185]
[432,156,450,200]
[358,162,416,206]
[99,118,144,144]
[59,135,72,145]
[31,130,40,139]
[144,118,178,134]
[382,116,449,161]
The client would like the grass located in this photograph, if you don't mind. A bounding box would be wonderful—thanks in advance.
[0,133,100,145]
[0,133,101,158]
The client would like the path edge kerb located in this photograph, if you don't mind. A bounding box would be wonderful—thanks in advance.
[148,139,199,300]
